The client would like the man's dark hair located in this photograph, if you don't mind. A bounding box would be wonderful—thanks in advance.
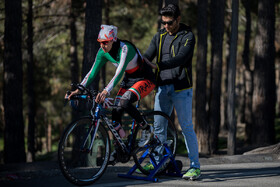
[159,4,181,19]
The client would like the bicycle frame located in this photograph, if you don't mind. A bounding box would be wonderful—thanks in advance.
[67,82,143,158]
[101,113,129,153]
[79,99,141,156]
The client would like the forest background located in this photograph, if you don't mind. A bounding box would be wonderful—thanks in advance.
[0,0,280,164]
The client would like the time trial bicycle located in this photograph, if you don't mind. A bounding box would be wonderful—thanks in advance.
[58,83,177,185]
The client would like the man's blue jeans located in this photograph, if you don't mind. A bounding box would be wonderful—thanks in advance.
[154,85,200,169]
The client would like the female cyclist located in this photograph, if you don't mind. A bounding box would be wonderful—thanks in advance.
[66,25,156,153]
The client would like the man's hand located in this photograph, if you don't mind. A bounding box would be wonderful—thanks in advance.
[103,98,114,108]
[144,57,157,69]
[95,89,108,104]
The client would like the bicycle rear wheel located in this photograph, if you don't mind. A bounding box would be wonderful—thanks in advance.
[58,117,110,186]
[132,111,177,175]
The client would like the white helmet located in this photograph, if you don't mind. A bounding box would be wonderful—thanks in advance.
[97,25,118,42]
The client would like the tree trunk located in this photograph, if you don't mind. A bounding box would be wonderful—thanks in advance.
[82,0,102,91]
[241,0,253,144]
[195,0,209,154]
[69,0,80,120]
[209,0,225,154]
[222,0,231,132]
[227,0,239,155]
[277,64,280,117]
[70,0,102,162]
[26,0,36,162]
[4,0,26,163]
[164,0,179,6]
[252,0,276,145]
[101,0,110,89]
[70,0,79,87]
[157,0,164,31]
[47,123,52,152]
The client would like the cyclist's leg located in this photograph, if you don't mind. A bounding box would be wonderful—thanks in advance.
[110,88,127,163]
[119,91,141,121]
[112,88,127,124]
[128,79,155,101]
[120,79,155,124]
[123,80,155,147]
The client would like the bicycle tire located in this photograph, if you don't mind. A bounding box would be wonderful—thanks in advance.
[132,111,177,175]
[58,117,110,186]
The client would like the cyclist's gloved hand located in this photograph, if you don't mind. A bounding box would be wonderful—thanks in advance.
[64,91,71,106]
[103,98,114,109]
[95,89,108,104]
[66,89,79,100]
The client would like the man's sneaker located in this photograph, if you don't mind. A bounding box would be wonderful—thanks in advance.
[182,168,201,180]
[138,125,153,147]
[135,163,154,174]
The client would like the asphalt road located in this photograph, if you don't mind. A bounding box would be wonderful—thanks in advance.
[0,154,280,187]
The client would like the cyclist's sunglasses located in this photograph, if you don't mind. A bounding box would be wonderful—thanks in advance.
[161,20,175,25]
[99,40,111,45]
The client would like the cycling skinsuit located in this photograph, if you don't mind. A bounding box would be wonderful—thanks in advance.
[81,39,155,124]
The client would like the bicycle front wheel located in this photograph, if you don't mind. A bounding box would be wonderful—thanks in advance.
[58,117,110,186]
[132,111,177,175]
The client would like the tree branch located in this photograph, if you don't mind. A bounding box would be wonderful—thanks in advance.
[34,14,69,19]
[36,24,68,33]
[33,0,56,10]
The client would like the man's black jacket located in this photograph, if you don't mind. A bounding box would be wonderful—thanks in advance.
[144,23,195,91]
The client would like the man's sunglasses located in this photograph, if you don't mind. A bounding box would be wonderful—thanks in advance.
[161,20,175,25]
[99,41,110,45]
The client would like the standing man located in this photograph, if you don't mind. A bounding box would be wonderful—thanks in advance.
[143,4,201,180]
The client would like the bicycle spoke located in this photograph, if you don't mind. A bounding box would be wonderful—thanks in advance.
[58,117,110,185]
[132,111,177,175]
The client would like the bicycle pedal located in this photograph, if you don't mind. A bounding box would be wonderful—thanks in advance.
[108,160,117,166]
[164,140,173,147]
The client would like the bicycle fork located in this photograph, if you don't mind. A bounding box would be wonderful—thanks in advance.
[80,104,102,153]
[80,119,101,153]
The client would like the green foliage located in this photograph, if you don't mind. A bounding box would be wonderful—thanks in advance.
[176,134,188,155]
[107,0,158,51]
[218,137,228,150]
[180,1,198,29]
